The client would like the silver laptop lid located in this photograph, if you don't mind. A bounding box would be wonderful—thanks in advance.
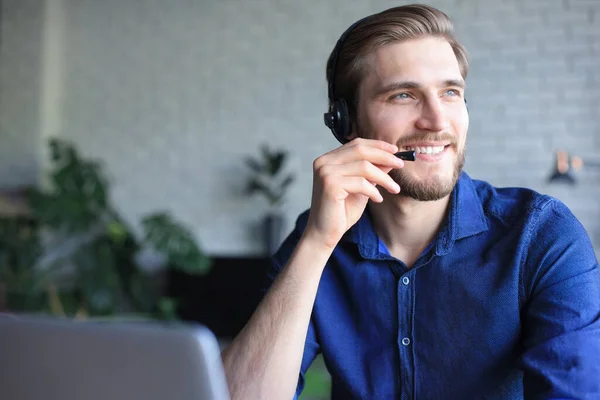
[0,315,230,400]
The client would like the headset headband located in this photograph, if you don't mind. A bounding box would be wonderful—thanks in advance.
[326,16,370,107]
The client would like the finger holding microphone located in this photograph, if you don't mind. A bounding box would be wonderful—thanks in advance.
[304,138,410,250]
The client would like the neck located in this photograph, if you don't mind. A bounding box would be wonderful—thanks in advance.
[368,189,452,265]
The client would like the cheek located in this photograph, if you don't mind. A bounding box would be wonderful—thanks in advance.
[462,107,469,130]
[370,108,413,139]
[455,108,469,144]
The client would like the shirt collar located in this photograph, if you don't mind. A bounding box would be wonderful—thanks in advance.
[342,171,489,259]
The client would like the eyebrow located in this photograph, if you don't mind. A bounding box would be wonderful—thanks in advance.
[374,79,465,97]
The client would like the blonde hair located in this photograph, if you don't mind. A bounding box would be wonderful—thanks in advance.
[326,4,469,118]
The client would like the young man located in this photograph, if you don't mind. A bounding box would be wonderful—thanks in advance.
[222,4,600,399]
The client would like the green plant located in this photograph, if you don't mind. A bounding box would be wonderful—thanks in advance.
[0,215,45,312]
[245,145,295,208]
[0,138,211,320]
[141,213,211,275]
[299,355,331,400]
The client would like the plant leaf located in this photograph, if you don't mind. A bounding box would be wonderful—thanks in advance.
[280,174,295,190]
[268,151,285,176]
[246,179,270,196]
[72,239,120,316]
[245,157,263,174]
[260,144,271,162]
[141,212,212,275]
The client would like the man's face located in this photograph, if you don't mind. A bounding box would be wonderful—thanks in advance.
[356,36,469,201]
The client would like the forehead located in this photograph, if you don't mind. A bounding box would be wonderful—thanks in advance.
[361,36,463,91]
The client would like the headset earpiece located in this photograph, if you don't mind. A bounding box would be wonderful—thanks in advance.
[324,17,368,145]
[324,99,351,144]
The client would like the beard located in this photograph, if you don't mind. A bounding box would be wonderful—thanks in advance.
[389,149,465,201]
[358,122,465,201]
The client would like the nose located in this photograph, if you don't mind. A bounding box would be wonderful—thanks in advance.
[415,96,450,132]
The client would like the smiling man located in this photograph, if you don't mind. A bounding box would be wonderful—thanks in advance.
[222,5,600,399]
[362,38,468,203]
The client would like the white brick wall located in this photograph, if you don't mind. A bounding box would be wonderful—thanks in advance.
[1,0,599,255]
[0,0,44,187]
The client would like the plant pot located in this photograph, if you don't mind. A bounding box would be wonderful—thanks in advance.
[264,213,284,256]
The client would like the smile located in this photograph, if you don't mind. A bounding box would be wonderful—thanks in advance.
[404,145,445,155]
[401,143,452,161]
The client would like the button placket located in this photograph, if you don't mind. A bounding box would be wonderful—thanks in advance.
[397,270,415,400]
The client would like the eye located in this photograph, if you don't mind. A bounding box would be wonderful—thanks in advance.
[444,89,461,97]
[390,92,411,100]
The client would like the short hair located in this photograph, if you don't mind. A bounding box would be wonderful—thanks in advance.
[326,4,469,119]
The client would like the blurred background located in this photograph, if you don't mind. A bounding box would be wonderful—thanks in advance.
[0,0,598,398]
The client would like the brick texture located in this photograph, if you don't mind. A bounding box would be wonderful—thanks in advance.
[1,0,599,256]
[0,0,44,188]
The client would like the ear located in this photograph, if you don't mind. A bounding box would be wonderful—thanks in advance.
[346,131,359,142]
[345,117,359,142]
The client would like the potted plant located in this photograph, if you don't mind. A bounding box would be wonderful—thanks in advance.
[245,145,295,254]
[0,138,211,321]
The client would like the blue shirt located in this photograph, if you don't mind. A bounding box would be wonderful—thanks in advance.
[268,172,600,399]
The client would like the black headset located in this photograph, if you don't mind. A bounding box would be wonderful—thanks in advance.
[323,16,468,145]
[323,17,370,145]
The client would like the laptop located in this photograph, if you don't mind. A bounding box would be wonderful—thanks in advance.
[0,315,230,400]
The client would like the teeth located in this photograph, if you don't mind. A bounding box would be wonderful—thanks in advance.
[406,146,445,155]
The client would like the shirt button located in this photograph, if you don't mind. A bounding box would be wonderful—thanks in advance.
[402,277,410,285]
[402,337,410,346]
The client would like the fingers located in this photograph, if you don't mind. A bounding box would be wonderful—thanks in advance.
[320,161,401,195]
[336,177,385,203]
[314,138,403,170]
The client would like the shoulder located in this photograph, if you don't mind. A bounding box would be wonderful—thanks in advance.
[468,176,597,291]
[469,176,555,221]
[470,176,591,243]
[520,194,596,268]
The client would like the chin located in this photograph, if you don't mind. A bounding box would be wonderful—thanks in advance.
[390,161,464,202]
[399,177,456,201]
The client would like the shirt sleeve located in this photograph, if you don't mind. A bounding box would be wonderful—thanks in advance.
[519,198,600,399]
[264,212,322,400]
[293,323,321,399]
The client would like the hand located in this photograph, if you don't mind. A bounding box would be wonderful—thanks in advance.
[304,138,404,249]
